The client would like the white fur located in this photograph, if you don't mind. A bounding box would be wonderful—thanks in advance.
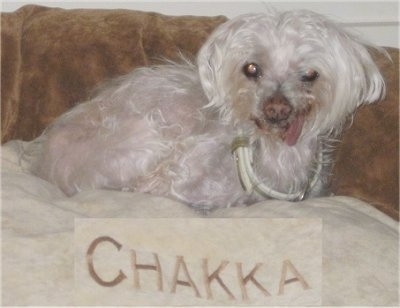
[29,10,386,211]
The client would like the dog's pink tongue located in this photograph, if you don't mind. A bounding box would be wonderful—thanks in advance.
[284,115,304,146]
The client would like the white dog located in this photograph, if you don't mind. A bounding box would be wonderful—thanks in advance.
[29,9,386,211]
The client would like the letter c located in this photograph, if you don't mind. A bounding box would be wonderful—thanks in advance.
[86,236,127,287]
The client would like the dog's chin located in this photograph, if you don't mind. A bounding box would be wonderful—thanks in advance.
[252,114,305,146]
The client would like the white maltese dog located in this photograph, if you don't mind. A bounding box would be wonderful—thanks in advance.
[30,9,386,211]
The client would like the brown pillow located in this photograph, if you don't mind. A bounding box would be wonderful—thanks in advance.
[1,5,227,142]
[332,48,399,220]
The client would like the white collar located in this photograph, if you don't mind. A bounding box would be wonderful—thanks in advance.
[231,136,323,201]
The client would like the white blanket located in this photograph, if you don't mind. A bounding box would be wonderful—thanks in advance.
[2,140,398,306]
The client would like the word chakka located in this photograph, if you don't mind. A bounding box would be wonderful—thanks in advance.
[86,236,312,302]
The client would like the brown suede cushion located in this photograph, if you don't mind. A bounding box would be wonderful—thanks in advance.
[1,5,227,141]
[1,5,398,219]
[332,48,399,220]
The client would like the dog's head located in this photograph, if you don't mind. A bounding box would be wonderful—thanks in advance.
[197,10,386,145]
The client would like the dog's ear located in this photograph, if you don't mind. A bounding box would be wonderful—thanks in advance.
[197,16,255,109]
[197,23,231,109]
[352,43,387,106]
[335,31,387,107]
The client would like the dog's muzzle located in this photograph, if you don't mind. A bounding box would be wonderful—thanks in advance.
[260,93,305,146]
[263,93,293,125]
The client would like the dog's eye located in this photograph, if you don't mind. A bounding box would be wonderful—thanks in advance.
[243,63,262,79]
[301,69,319,82]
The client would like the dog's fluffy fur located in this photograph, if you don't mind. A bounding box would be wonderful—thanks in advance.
[29,10,385,211]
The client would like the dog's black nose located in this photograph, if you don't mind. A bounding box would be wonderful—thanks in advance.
[263,94,293,124]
